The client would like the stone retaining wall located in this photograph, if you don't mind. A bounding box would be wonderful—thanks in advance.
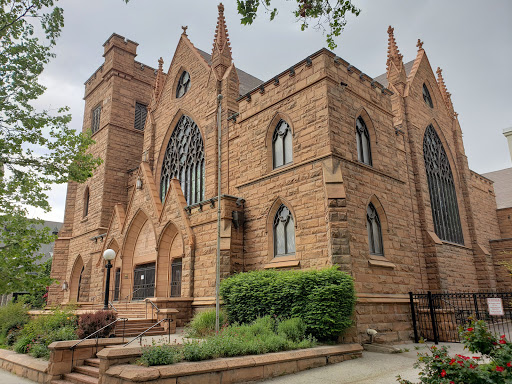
[99,344,363,384]
[0,349,56,384]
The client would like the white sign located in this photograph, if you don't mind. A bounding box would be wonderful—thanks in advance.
[487,298,504,316]
[141,275,145,280]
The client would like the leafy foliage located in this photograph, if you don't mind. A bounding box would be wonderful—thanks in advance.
[12,308,78,359]
[0,0,102,294]
[236,0,361,49]
[77,310,117,339]
[398,320,512,384]
[220,267,356,341]
[139,316,316,366]
[0,301,30,346]
[186,308,227,338]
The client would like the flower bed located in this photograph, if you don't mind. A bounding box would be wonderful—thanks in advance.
[398,320,511,383]
[139,316,316,366]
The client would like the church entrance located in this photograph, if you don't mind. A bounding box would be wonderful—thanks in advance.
[132,263,155,300]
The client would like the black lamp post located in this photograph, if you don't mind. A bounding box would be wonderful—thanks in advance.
[103,249,116,310]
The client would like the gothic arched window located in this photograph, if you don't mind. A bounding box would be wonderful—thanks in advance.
[423,84,434,108]
[272,120,292,168]
[160,115,204,205]
[273,204,295,257]
[176,71,191,98]
[367,203,383,256]
[356,117,372,165]
[423,124,463,244]
[77,266,84,302]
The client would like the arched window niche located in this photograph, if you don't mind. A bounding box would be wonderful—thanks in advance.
[272,119,293,169]
[160,115,205,205]
[367,203,383,256]
[273,204,295,257]
[423,124,464,244]
[176,71,191,98]
[83,187,90,218]
[356,116,372,166]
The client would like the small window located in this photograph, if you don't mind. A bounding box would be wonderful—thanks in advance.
[367,203,383,256]
[423,84,434,108]
[83,187,90,218]
[176,71,191,98]
[171,258,182,297]
[356,117,372,165]
[273,204,295,257]
[91,105,102,133]
[272,120,293,169]
[134,102,148,131]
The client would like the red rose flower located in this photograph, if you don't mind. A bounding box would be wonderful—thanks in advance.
[499,339,506,344]
[496,366,504,372]
[441,369,446,377]
[507,362,512,367]
[467,327,474,331]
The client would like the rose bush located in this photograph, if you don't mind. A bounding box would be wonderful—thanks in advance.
[398,320,511,384]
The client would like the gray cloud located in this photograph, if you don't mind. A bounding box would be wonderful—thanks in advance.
[30,0,512,222]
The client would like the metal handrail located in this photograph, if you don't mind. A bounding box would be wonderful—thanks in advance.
[145,298,160,320]
[122,287,144,302]
[109,301,117,312]
[123,318,172,347]
[70,317,128,366]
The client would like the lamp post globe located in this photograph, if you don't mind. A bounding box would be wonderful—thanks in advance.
[103,249,116,309]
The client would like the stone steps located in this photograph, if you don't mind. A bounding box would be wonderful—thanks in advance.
[63,372,98,384]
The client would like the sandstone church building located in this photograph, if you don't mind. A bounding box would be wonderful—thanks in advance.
[48,4,512,342]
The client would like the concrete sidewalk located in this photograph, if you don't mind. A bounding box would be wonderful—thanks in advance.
[261,342,475,384]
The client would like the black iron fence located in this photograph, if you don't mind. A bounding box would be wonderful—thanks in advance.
[409,291,512,344]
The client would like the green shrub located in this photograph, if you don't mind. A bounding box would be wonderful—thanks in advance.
[13,308,78,359]
[138,344,181,366]
[278,318,306,342]
[220,267,356,341]
[0,302,29,344]
[186,308,227,338]
[77,310,116,339]
[140,316,317,366]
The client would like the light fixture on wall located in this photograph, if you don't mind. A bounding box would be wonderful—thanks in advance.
[61,281,69,291]
[136,177,143,190]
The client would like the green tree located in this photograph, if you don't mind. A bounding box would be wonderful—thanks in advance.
[236,0,361,49]
[0,0,101,294]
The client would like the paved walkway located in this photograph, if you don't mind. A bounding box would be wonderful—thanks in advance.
[0,368,35,383]
[261,342,475,384]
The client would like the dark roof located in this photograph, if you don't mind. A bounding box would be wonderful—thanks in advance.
[196,49,264,96]
[482,167,512,209]
[373,60,415,88]
[34,221,63,264]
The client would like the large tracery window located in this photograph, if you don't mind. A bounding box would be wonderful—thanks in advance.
[272,120,293,168]
[423,124,464,244]
[160,115,204,205]
[273,204,295,257]
[367,203,383,256]
[356,117,372,165]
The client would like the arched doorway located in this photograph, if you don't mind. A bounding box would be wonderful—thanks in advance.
[69,256,84,302]
[156,222,184,297]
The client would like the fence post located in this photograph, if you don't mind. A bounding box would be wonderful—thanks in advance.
[427,291,439,345]
[409,292,419,343]
[473,294,480,320]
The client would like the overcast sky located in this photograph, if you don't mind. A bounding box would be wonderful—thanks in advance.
[31,0,512,222]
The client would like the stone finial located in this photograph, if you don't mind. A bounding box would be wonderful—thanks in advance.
[154,57,164,101]
[211,2,232,78]
[386,26,403,71]
[436,67,454,112]
[416,39,424,50]
[182,26,188,35]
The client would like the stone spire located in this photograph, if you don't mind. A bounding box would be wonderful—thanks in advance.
[211,3,232,79]
[155,57,164,100]
[386,26,404,72]
[436,67,454,113]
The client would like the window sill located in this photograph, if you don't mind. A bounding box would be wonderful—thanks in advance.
[264,257,300,269]
[368,255,395,269]
[440,240,470,250]
[81,217,88,223]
